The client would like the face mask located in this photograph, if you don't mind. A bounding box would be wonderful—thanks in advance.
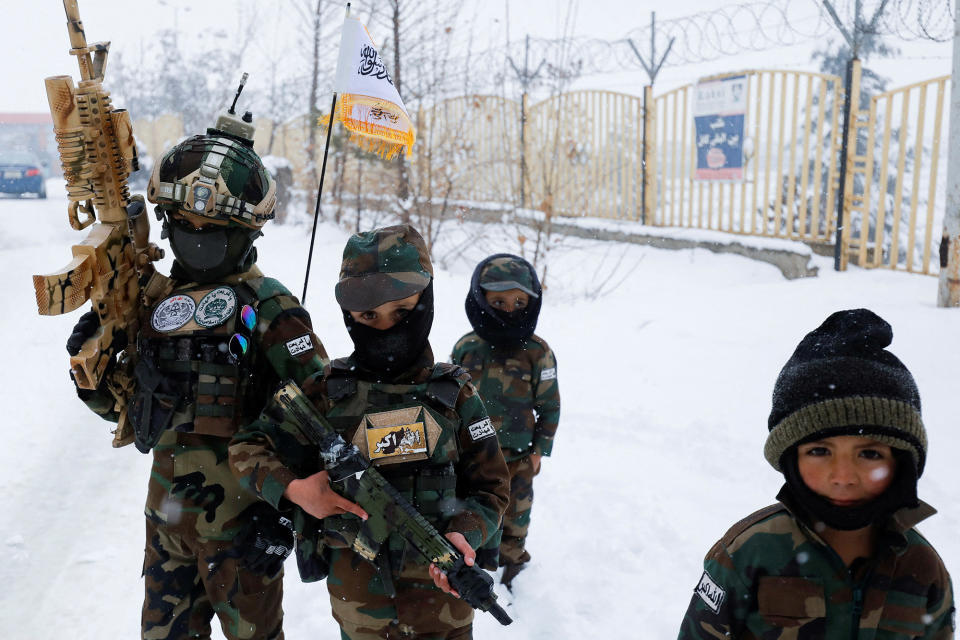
[343,282,434,377]
[781,447,919,531]
[465,255,542,346]
[167,215,259,282]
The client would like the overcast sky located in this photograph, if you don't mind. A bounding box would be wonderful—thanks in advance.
[1,0,952,114]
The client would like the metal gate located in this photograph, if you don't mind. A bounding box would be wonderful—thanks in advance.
[844,67,950,275]
[650,70,845,244]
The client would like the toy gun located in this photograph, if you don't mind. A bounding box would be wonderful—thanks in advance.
[271,381,513,626]
[33,0,164,447]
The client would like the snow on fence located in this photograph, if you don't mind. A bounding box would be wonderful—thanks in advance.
[130,65,949,276]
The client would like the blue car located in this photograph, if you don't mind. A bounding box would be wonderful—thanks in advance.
[0,150,46,198]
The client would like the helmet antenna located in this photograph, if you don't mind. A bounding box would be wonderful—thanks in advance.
[229,72,249,115]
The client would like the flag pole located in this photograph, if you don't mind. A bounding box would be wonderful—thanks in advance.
[302,2,350,304]
[302,91,338,304]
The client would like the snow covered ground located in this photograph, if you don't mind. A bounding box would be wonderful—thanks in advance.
[1,181,958,639]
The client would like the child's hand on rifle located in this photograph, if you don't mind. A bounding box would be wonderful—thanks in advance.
[284,470,368,521]
[429,532,475,597]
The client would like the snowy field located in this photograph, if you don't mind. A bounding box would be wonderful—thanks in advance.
[1,181,958,639]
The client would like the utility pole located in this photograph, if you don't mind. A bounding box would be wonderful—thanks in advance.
[822,0,890,271]
[937,0,960,306]
[627,12,674,225]
[507,35,546,210]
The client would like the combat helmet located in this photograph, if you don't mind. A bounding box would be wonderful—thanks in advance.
[146,75,277,281]
[147,131,276,230]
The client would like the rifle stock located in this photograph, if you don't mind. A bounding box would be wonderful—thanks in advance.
[33,0,164,447]
[272,381,512,626]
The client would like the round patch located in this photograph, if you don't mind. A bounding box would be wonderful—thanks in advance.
[194,287,238,328]
[151,294,196,332]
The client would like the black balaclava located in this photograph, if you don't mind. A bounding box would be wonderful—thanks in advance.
[465,254,542,346]
[782,447,919,531]
[165,212,260,283]
[344,281,434,377]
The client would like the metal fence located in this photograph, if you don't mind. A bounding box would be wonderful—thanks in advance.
[133,61,949,276]
[651,70,845,244]
[845,71,950,274]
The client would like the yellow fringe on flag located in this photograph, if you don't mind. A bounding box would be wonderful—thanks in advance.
[317,93,415,160]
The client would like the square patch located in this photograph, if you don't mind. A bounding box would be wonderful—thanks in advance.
[467,417,496,441]
[285,334,313,357]
[540,367,557,381]
[695,570,726,614]
[367,422,429,461]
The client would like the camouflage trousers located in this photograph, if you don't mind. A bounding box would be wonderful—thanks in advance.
[142,518,285,640]
[326,547,474,639]
[498,455,539,567]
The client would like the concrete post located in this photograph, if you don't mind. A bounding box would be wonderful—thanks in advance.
[937,0,960,306]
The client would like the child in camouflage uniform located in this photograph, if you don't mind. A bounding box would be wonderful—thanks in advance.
[229,224,510,639]
[67,126,330,639]
[450,254,560,590]
[678,309,955,639]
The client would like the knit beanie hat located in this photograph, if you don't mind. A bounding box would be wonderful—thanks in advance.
[764,308,927,475]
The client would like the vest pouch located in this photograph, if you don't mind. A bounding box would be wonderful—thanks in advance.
[129,356,185,453]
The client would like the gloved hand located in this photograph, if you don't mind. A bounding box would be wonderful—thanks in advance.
[67,310,102,400]
[66,310,126,400]
[235,502,294,577]
[66,310,100,356]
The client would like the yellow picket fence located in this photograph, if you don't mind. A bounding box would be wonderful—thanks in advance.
[132,62,949,276]
[844,72,950,274]
[650,70,845,245]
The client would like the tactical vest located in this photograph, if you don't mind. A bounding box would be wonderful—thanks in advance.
[299,359,469,580]
[131,279,260,450]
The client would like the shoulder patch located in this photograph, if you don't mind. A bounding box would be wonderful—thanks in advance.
[151,294,196,332]
[285,334,314,356]
[466,417,496,442]
[540,367,557,381]
[695,570,726,613]
[194,286,237,328]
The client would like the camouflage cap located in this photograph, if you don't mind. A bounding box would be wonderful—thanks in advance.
[479,256,540,298]
[335,224,433,311]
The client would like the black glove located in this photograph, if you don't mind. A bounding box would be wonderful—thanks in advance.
[66,310,100,356]
[235,502,294,577]
[66,310,126,400]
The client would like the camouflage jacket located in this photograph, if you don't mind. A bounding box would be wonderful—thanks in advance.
[678,487,955,640]
[79,265,329,540]
[229,347,510,568]
[450,332,560,462]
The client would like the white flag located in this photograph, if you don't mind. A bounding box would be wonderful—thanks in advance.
[326,16,415,159]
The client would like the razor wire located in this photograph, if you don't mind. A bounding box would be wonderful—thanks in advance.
[474,0,955,88]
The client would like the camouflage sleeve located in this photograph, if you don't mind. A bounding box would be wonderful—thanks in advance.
[677,540,751,640]
[531,345,560,457]
[446,381,511,550]
[923,558,955,639]
[229,291,329,508]
[230,398,320,509]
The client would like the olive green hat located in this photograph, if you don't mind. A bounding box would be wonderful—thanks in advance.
[478,256,540,298]
[335,224,433,311]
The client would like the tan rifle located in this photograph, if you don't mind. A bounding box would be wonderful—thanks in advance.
[33,0,165,447]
